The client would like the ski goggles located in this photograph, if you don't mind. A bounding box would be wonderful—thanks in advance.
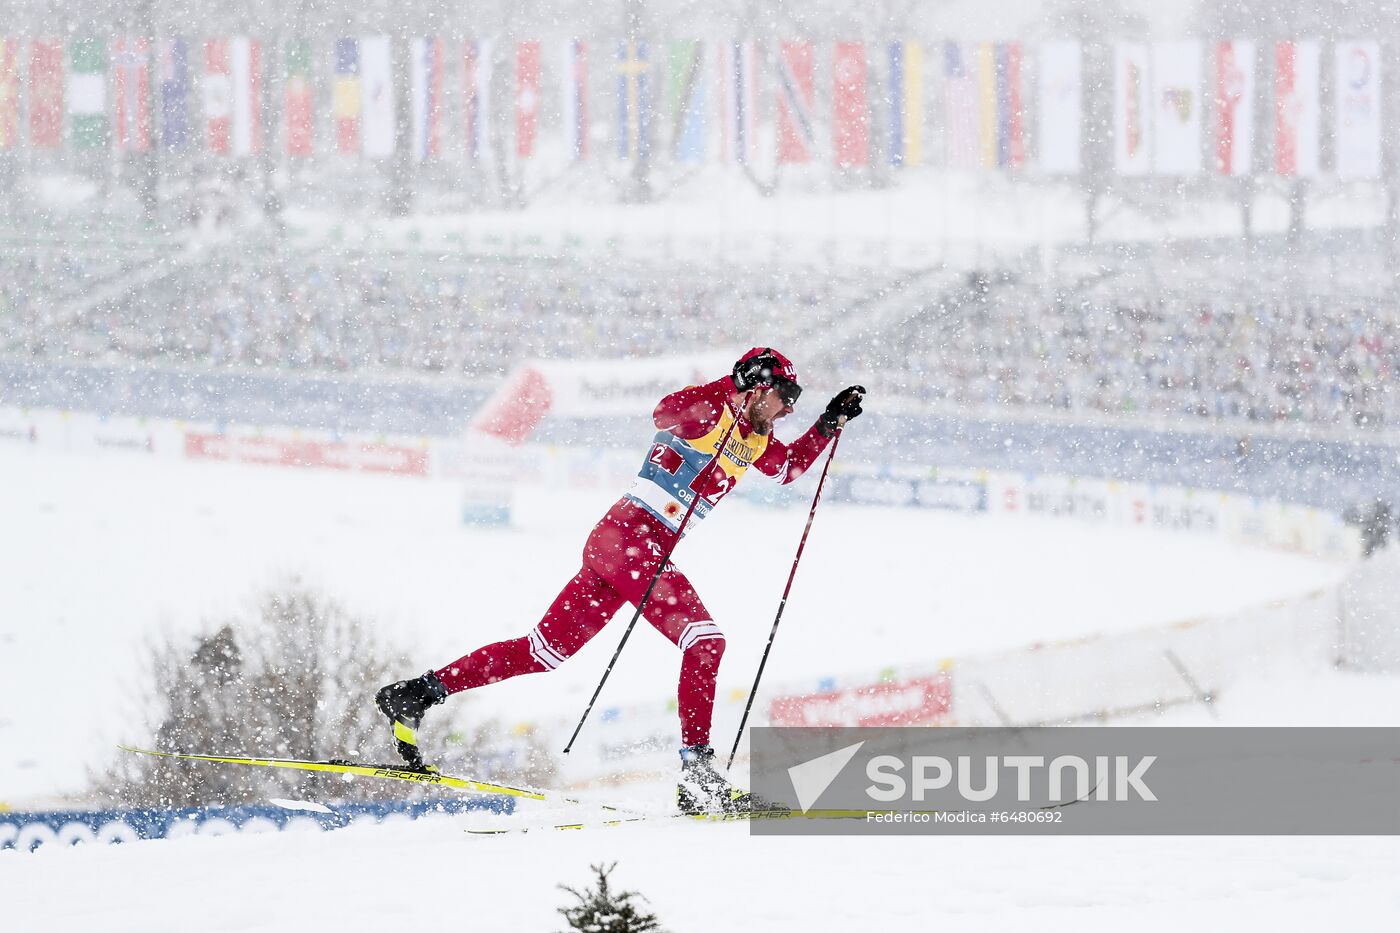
[771,377,803,407]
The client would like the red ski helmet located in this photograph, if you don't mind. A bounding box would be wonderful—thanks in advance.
[739,346,798,383]
[738,347,802,405]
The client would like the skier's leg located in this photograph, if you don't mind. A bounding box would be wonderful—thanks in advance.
[595,561,725,748]
[583,505,725,748]
[637,578,755,814]
[434,566,624,693]
[379,565,622,768]
[651,570,726,749]
[581,502,770,813]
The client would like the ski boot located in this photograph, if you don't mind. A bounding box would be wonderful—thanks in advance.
[374,671,448,771]
[676,745,788,816]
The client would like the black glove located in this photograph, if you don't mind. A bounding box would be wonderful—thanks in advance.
[732,351,784,391]
[818,386,866,437]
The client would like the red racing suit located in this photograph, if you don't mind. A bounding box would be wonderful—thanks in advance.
[434,375,832,747]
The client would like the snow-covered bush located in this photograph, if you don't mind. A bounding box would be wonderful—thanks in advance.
[95,578,406,807]
[558,863,664,933]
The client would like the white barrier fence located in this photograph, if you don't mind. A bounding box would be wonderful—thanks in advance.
[946,586,1341,725]
[1338,547,1400,674]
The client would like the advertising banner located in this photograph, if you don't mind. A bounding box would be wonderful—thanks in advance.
[185,431,428,476]
[769,674,953,727]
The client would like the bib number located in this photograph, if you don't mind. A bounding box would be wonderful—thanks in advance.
[648,443,684,475]
[689,460,737,505]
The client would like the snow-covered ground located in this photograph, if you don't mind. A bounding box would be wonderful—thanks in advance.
[6,665,1400,933]
[4,817,1400,932]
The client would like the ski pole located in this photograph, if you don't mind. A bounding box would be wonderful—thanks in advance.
[563,388,756,754]
[726,418,849,771]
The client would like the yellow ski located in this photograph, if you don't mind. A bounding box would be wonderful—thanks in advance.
[119,745,547,800]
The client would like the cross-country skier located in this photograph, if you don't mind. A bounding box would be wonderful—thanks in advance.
[376,348,865,813]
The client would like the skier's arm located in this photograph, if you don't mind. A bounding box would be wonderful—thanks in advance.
[751,424,831,485]
[653,376,737,439]
[753,386,866,485]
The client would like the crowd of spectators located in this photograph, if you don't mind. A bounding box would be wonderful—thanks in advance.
[23,251,863,382]
[5,242,1400,434]
[1,247,159,355]
[870,276,1400,433]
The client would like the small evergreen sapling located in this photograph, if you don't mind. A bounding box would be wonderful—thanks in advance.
[557,862,664,933]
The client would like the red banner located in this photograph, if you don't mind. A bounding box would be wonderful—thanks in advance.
[770,673,952,727]
[205,39,231,154]
[285,42,313,157]
[1273,41,1295,176]
[515,41,540,158]
[776,41,814,164]
[1214,41,1254,176]
[28,40,63,149]
[1003,42,1025,169]
[471,367,553,445]
[833,41,868,167]
[185,432,429,476]
[286,93,312,155]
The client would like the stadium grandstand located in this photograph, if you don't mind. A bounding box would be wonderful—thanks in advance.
[3,222,1399,518]
[11,228,1397,435]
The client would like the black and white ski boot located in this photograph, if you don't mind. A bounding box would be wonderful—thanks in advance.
[374,671,448,771]
[676,745,787,816]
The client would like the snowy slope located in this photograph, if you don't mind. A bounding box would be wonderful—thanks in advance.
[5,819,1400,932]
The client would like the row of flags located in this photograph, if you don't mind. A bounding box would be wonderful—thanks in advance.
[0,35,1388,179]
[1109,39,1380,179]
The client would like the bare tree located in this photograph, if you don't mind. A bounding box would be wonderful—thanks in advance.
[91,578,558,809]
[93,579,404,807]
